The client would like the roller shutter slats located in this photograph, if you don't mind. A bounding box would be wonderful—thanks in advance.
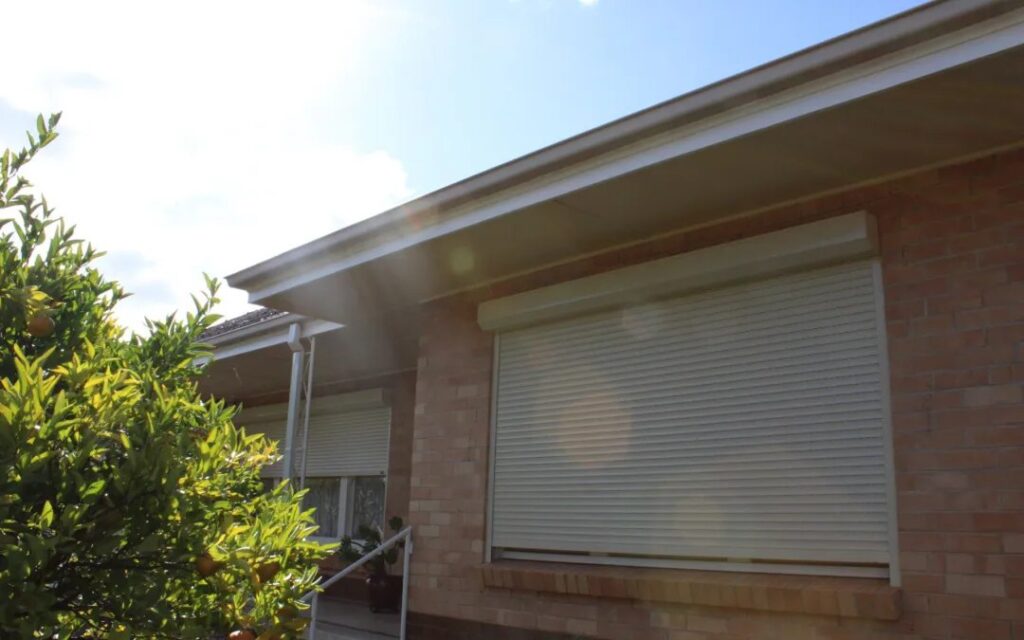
[245,405,390,478]
[491,260,891,568]
[301,408,390,477]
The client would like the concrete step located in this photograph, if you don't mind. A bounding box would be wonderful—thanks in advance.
[306,597,399,640]
[310,619,398,640]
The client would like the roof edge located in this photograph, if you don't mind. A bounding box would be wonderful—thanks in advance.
[228,0,1022,292]
[202,310,295,345]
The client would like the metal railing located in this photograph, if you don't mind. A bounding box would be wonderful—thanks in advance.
[301,526,413,640]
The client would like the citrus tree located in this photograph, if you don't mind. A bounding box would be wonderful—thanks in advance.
[0,114,334,639]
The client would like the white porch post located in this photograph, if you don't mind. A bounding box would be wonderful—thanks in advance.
[298,336,317,490]
[283,322,304,481]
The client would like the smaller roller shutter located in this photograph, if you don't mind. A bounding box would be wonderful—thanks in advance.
[303,407,391,477]
[239,390,390,478]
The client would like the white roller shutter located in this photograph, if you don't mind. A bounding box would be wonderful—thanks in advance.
[302,407,391,477]
[491,260,893,569]
[240,392,390,479]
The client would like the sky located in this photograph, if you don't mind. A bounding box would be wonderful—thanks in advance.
[0,0,925,331]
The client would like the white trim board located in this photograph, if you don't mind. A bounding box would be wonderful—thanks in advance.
[872,260,902,588]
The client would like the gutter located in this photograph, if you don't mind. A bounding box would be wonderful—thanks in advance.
[198,314,343,362]
[202,312,297,346]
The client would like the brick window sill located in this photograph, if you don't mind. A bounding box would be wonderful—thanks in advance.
[479,560,900,621]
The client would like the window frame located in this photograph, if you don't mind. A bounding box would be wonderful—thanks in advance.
[346,474,388,538]
[302,476,347,543]
[483,258,899,586]
[300,474,389,543]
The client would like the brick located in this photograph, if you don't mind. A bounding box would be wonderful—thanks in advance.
[1004,534,1024,553]
[948,616,1012,640]
[497,609,535,629]
[928,593,1000,618]
[903,573,944,593]
[963,384,1024,406]
[566,618,598,636]
[988,325,1024,345]
[946,533,1005,553]
[999,599,1024,621]
[945,574,1006,597]
[1009,579,1024,599]
[687,616,727,634]
[984,282,1024,306]
[975,512,1024,532]
[945,554,976,574]
[978,244,1023,268]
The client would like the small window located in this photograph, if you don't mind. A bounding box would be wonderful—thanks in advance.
[350,476,386,536]
[302,477,342,538]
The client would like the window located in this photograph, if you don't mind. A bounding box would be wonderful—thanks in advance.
[303,478,342,538]
[487,256,896,580]
[235,391,393,541]
[350,476,386,536]
[294,476,388,540]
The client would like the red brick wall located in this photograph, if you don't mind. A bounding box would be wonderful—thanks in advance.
[406,147,1024,640]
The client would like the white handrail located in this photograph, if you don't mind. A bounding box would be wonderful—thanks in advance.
[302,526,413,639]
[399,529,412,640]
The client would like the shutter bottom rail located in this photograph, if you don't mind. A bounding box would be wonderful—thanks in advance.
[480,559,900,621]
[495,548,890,580]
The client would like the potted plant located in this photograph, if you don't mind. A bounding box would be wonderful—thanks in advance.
[339,516,405,613]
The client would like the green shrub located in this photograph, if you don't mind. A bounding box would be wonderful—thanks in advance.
[0,114,333,639]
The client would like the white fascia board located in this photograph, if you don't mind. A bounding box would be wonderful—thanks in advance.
[478,212,877,331]
[240,7,1024,305]
[200,317,343,363]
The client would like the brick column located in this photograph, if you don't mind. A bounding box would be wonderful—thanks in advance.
[408,296,494,621]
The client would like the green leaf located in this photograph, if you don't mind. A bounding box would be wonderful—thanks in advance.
[80,479,106,502]
[39,501,53,529]
[135,532,162,554]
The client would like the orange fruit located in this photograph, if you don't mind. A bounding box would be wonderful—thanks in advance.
[255,561,280,583]
[276,605,298,619]
[27,314,55,338]
[195,553,221,577]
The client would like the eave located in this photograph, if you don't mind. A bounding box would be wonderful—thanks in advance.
[226,0,1024,326]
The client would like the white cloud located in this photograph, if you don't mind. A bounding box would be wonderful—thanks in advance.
[579,0,598,6]
[0,0,411,330]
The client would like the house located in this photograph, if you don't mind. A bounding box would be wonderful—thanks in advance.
[199,1,1024,638]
